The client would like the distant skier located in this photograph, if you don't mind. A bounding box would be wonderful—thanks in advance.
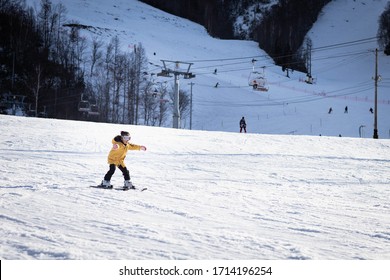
[369,107,374,114]
[252,80,258,90]
[239,117,247,133]
[100,131,146,189]
[344,106,348,113]
[328,107,333,114]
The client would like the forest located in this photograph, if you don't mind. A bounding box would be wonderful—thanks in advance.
[140,0,331,72]
[140,0,390,72]
[0,0,185,124]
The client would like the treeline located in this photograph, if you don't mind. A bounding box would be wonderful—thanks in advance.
[0,0,177,125]
[139,0,235,39]
[141,0,390,76]
[139,0,330,73]
[378,2,390,55]
[253,0,331,72]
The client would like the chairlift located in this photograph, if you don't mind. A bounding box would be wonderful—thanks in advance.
[38,106,47,118]
[4,94,26,107]
[249,73,269,91]
[27,104,37,117]
[4,94,27,115]
[248,63,269,92]
[78,100,90,112]
[5,94,26,104]
[88,104,100,116]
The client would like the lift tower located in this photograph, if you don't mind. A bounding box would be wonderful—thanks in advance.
[157,60,195,128]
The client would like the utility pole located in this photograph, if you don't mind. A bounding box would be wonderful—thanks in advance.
[173,71,180,129]
[373,48,380,139]
[157,60,195,129]
[188,82,194,130]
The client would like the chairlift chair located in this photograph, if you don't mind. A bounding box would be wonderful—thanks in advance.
[88,104,100,116]
[27,104,37,116]
[248,63,269,92]
[38,106,47,118]
[78,100,90,112]
[248,72,269,91]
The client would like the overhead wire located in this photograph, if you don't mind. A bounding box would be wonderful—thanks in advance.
[150,36,387,108]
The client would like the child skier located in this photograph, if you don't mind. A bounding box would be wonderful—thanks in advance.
[101,131,146,189]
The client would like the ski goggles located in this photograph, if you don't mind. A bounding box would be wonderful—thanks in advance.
[122,135,131,141]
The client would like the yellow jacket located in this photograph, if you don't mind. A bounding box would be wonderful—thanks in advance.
[107,136,143,167]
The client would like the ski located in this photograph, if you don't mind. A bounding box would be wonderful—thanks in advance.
[90,185,113,189]
[115,186,147,192]
[90,185,147,192]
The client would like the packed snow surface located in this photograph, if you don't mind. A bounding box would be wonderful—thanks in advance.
[0,115,389,259]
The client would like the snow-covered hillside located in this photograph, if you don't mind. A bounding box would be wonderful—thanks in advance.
[0,114,389,260]
[1,0,389,267]
[25,0,390,138]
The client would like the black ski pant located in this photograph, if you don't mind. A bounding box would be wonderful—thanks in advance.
[104,164,130,181]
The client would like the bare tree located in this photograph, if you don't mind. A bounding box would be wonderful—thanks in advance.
[110,36,126,123]
[126,61,136,124]
[141,77,155,125]
[168,86,190,128]
[24,64,43,117]
[179,89,190,126]
[89,37,103,79]
[113,53,127,123]
[154,82,169,126]
[37,0,52,49]
[130,43,148,125]
[52,2,67,61]
[102,41,113,121]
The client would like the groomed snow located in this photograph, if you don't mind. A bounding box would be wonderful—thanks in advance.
[0,114,389,259]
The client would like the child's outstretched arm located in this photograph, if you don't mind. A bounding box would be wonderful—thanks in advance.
[127,143,147,151]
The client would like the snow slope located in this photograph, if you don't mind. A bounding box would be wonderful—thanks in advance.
[1,114,389,260]
[25,0,390,137]
[0,0,389,262]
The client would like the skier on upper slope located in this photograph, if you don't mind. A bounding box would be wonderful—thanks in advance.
[101,131,146,190]
[240,117,247,133]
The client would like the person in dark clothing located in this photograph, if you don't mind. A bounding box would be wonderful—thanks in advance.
[239,117,247,133]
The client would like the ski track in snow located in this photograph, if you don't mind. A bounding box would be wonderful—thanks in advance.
[1,115,389,259]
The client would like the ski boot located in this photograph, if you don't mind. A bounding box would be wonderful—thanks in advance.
[123,180,135,190]
[101,180,113,189]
